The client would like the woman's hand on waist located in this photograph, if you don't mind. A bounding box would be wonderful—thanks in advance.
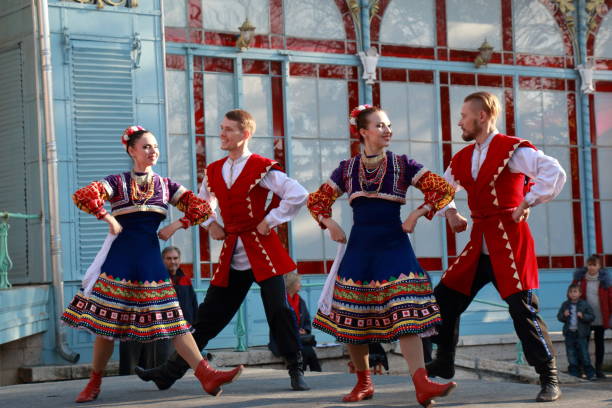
[322,218,347,243]
[103,214,123,235]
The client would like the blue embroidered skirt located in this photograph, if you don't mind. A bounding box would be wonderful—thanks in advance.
[62,212,192,341]
[313,197,441,343]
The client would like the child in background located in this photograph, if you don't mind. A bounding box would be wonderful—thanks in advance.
[557,284,596,379]
[572,255,611,378]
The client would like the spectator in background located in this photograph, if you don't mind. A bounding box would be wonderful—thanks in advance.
[572,254,611,379]
[557,284,596,380]
[269,273,322,372]
[120,246,199,375]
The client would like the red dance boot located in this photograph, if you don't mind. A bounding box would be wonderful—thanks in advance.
[194,359,243,397]
[75,370,103,403]
[412,367,456,408]
[342,370,374,402]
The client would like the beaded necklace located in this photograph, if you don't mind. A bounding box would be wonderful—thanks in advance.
[358,152,387,194]
[130,169,155,204]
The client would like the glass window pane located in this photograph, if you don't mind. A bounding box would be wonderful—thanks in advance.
[318,79,349,139]
[381,82,409,140]
[408,83,437,142]
[168,133,191,186]
[446,0,502,50]
[542,146,571,200]
[597,148,612,199]
[595,93,612,146]
[517,90,544,145]
[248,137,275,159]
[601,201,612,253]
[380,0,435,46]
[166,70,188,134]
[594,12,612,58]
[243,76,272,137]
[291,139,321,192]
[410,141,439,173]
[541,91,568,145]
[204,73,234,136]
[202,0,270,34]
[163,0,186,27]
[547,201,574,254]
[284,0,345,40]
[293,206,324,260]
[513,0,565,55]
[287,77,318,138]
[527,203,549,254]
[321,140,350,181]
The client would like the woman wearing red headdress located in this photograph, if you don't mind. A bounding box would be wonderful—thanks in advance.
[62,126,242,403]
[308,106,456,407]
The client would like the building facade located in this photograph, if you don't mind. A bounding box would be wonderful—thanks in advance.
[0,0,611,380]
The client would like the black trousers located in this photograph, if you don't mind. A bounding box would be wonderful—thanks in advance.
[159,268,301,380]
[119,339,171,375]
[432,255,555,367]
[590,325,606,370]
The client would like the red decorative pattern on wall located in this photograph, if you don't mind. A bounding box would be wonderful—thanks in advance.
[165,54,185,70]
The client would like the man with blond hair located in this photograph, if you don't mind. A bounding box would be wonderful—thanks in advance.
[427,92,566,402]
[136,109,310,392]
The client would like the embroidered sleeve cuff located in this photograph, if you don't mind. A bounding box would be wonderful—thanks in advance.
[307,183,339,230]
[175,190,213,226]
[414,171,455,220]
[72,181,110,218]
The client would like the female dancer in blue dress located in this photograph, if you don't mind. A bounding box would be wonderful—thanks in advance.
[62,126,242,403]
[308,106,456,407]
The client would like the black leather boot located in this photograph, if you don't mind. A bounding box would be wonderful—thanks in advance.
[135,351,191,391]
[425,350,455,379]
[535,359,561,402]
[286,351,310,391]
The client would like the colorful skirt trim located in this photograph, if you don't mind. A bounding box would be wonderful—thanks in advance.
[313,272,441,344]
[61,272,191,341]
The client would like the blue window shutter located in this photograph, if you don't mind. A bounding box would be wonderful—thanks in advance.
[0,45,29,280]
[70,40,133,273]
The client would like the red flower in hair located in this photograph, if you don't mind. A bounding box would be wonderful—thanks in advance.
[349,104,374,136]
[121,125,146,146]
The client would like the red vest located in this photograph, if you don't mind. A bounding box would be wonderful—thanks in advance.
[441,134,540,298]
[205,154,297,287]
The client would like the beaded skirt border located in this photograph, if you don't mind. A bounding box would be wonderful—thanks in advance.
[313,273,441,344]
[61,273,191,341]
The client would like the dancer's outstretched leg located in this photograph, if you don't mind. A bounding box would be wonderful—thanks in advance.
[400,335,456,408]
[173,333,243,397]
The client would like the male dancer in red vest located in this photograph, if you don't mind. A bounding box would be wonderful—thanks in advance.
[136,109,310,393]
[427,92,566,402]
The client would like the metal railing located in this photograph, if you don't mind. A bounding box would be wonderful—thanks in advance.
[0,212,42,289]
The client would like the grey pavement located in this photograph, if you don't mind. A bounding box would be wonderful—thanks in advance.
[0,368,610,408]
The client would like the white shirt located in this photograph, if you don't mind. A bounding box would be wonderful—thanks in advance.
[439,131,567,254]
[198,148,308,270]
